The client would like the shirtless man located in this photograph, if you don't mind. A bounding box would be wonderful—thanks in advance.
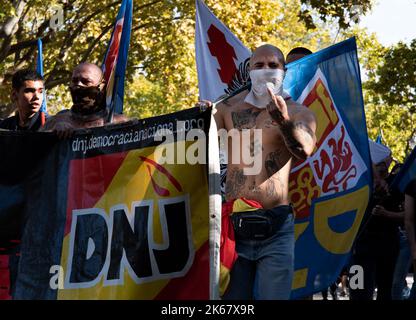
[42,62,128,136]
[213,44,317,299]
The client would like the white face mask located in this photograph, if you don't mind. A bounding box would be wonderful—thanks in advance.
[244,69,285,109]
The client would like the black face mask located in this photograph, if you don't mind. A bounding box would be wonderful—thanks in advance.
[70,84,105,116]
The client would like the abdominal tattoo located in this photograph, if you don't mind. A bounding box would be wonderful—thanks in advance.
[266,173,284,200]
[250,138,263,157]
[264,151,286,201]
[248,180,261,193]
[231,109,261,130]
[225,168,247,199]
[264,151,288,176]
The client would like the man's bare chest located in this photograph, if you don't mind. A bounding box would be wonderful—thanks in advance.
[224,106,281,135]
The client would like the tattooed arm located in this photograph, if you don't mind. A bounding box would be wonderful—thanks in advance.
[266,89,316,159]
[213,102,226,130]
[279,115,316,159]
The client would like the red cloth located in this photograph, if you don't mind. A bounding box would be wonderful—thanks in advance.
[0,255,11,300]
[219,198,264,295]
[220,200,238,271]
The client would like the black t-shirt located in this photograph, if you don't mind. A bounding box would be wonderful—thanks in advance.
[363,174,404,241]
[0,112,43,132]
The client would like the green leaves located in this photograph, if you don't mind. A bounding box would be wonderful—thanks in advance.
[358,36,416,160]
[0,1,16,19]
[0,0,413,163]
[367,40,416,113]
[299,0,373,30]
[365,102,415,161]
[0,0,336,119]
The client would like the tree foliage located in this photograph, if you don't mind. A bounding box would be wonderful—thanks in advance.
[1,0,412,163]
[363,39,416,160]
[339,29,416,161]
[0,0,195,116]
[365,101,416,162]
[299,0,373,29]
[125,0,338,118]
[367,40,416,113]
[0,0,360,119]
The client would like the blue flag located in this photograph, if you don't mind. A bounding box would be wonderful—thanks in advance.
[391,146,416,192]
[36,38,47,125]
[375,128,383,144]
[284,37,373,299]
[102,0,133,116]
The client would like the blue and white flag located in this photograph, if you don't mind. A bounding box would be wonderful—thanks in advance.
[36,38,47,126]
[102,0,133,115]
[285,38,372,299]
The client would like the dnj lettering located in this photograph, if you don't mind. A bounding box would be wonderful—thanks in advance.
[64,195,194,289]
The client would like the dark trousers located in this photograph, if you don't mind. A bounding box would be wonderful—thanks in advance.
[349,233,399,300]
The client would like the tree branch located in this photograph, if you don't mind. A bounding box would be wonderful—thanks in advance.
[0,0,27,37]
[132,16,183,32]
[45,76,71,89]
[137,0,164,11]
[0,0,28,60]
[81,24,114,62]
[53,1,122,68]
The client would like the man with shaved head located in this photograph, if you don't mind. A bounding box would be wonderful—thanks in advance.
[42,62,128,137]
[206,44,317,299]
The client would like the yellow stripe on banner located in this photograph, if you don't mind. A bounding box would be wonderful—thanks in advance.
[59,142,209,299]
[314,185,369,254]
[292,268,308,290]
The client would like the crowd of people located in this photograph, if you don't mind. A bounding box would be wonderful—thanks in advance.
[0,44,415,301]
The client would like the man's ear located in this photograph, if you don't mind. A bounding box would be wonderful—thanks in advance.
[10,89,17,104]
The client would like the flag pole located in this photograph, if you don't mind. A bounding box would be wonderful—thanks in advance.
[106,75,119,124]
[37,38,47,126]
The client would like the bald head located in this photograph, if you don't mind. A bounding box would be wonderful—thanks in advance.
[71,62,104,88]
[249,44,286,71]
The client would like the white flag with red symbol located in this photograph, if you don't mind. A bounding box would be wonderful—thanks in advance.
[195,0,251,101]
